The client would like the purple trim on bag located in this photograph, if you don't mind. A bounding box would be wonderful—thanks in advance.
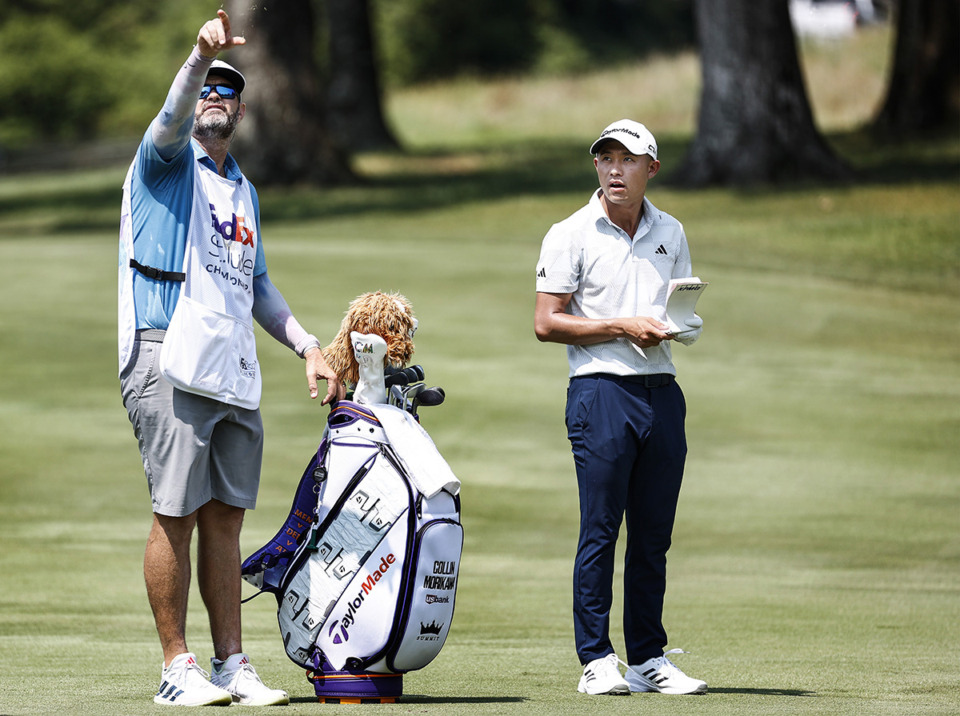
[308,652,403,700]
[240,444,323,595]
[328,401,382,429]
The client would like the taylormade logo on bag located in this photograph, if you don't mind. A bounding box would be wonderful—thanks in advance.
[328,553,396,645]
[362,554,396,594]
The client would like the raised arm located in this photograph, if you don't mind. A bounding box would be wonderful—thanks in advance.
[150,10,247,160]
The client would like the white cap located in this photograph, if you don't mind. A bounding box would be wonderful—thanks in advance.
[589,119,657,160]
[207,59,246,94]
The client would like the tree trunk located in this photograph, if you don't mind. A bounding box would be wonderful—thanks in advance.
[324,0,399,151]
[671,0,851,187]
[223,0,353,185]
[873,0,960,136]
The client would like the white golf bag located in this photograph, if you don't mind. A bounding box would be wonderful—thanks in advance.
[242,379,462,678]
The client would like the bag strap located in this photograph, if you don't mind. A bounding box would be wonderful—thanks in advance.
[129,258,185,282]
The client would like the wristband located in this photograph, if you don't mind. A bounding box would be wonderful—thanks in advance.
[295,335,321,359]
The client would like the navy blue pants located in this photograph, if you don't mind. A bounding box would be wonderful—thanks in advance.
[565,374,687,665]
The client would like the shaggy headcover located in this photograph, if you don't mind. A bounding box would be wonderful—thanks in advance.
[321,291,417,386]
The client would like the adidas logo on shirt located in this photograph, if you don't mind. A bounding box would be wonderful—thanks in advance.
[537,267,547,278]
[655,245,668,255]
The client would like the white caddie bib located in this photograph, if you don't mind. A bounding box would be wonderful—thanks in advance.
[159,162,262,409]
[118,164,138,376]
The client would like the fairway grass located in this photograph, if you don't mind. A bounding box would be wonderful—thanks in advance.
[1,158,957,714]
[2,37,959,716]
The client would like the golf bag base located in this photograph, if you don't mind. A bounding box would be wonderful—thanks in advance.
[308,653,403,703]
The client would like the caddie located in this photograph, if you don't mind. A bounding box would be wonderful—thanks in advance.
[117,10,344,707]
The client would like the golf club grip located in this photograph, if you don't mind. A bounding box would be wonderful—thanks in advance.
[384,365,425,387]
[416,387,445,406]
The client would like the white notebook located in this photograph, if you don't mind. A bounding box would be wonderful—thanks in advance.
[665,278,708,335]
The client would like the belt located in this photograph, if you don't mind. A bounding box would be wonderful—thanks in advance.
[136,329,166,343]
[596,373,675,388]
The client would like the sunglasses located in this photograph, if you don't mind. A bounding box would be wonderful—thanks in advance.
[199,84,239,100]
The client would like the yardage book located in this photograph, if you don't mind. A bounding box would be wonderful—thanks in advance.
[664,277,708,335]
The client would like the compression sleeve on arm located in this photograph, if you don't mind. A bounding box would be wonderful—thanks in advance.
[252,273,322,358]
[151,46,213,161]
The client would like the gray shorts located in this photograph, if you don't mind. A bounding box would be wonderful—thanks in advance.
[120,331,264,517]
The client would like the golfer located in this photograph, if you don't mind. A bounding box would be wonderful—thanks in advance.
[534,120,707,696]
[117,10,344,706]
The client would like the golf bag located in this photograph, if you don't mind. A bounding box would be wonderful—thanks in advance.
[241,396,462,681]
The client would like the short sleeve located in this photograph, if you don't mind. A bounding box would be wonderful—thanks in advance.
[536,223,581,294]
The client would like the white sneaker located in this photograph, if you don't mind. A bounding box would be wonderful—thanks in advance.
[623,649,707,695]
[154,652,233,706]
[210,653,290,706]
[577,653,630,695]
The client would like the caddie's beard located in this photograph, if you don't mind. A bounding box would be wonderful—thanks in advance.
[193,106,240,141]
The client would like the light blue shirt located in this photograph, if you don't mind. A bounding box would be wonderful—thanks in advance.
[125,130,267,330]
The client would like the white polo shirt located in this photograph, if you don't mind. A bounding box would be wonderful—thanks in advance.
[536,190,697,378]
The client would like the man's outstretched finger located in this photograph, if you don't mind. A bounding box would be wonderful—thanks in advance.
[217,10,245,47]
[219,10,236,44]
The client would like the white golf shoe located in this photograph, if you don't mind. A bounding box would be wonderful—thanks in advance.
[577,653,630,695]
[154,652,233,706]
[623,649,707,695]
[210,653,289,706]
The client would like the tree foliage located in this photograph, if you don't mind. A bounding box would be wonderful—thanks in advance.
[0,15,116,142]
[374,0,695,85]
[0,0,206,145]
[3,0,955,190]
[377,0,539,84]
[0,0,696,149]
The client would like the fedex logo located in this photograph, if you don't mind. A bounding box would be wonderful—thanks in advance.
[209,203,255,247]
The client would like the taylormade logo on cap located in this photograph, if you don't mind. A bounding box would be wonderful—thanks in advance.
[589,120,658,160]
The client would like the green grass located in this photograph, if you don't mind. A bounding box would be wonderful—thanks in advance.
[384,23,893,150]
[2,31,959,715]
